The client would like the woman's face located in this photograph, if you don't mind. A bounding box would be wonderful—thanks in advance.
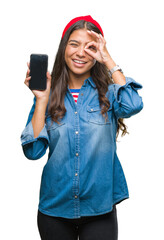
[65,28,96,80]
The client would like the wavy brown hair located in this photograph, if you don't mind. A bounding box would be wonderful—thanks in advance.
[48,20,128,138]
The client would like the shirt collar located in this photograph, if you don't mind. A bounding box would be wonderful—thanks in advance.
[85,76,96,88]
[67,76,96,90]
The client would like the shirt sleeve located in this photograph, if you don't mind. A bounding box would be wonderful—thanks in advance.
[109,77,144,119]
[20,96,50,160]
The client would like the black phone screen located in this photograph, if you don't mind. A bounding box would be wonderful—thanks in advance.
[29,54,48,90]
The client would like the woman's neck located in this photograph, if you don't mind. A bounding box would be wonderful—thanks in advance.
[68,71,90,89]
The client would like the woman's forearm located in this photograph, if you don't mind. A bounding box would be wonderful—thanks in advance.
[104,57,126,86]
[31,99,48,139]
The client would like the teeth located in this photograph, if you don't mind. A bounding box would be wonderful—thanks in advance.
[73,60,86,64]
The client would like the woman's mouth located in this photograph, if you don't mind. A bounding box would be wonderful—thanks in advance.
[72,59,87,67]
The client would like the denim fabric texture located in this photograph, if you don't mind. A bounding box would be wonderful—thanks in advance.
[20,76,143,219]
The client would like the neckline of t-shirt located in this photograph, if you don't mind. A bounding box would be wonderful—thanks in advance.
[69,89,81,92]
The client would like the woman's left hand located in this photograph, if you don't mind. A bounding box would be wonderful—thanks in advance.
[84,30,111,64]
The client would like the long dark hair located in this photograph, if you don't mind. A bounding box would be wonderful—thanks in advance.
[48,20,128,138]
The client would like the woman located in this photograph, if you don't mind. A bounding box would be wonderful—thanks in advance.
[21,15,143,240]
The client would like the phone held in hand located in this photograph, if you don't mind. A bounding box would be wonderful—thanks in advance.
[29,54,48,90]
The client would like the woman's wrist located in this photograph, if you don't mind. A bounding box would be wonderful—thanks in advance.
[104,56,117,71]
[104,56,126,85]
[36,97,48,109]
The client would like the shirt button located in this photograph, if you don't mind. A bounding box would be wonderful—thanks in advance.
[81,93,83,96]
[76,153,79,156]
[75,131,79,134]
[75,111,78,114]
[91,108,93,111]
[75,195,78,198]
[75,173,78,176]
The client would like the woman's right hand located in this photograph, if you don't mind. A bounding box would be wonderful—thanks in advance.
[24,62,51,104]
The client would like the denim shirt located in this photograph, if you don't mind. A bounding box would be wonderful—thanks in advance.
[20,76,143,219]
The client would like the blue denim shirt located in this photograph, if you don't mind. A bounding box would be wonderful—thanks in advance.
[20,76,143,219]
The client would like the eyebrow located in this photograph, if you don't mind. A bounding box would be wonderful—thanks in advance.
[68,40,90,44]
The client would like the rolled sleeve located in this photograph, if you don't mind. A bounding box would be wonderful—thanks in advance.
[20,97,50,160]
[112,77,143,119]
[21,121,50,146]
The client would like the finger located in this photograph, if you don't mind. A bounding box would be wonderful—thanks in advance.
[88,30,105,45]
[27,62,30,68]
[84,47,97,59]
[25,76,31,82]
[87,30,101,40]
[85,41,98,50]
[46,71,51,80]
[26,62,30,78]
[26,68,30,78]
[46,71,52,88]
[24,76,31,87]
[99,34,106,44]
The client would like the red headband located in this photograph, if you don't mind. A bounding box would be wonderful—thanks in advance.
[62,15,104,39]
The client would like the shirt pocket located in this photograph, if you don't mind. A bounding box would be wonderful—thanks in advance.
[87,104,113,125]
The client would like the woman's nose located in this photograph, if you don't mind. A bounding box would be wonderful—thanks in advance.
[76,46,86,56]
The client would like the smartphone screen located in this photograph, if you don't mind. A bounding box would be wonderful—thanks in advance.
[29,54,48,90]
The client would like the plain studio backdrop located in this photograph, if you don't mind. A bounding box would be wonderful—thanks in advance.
[0,0,163,239]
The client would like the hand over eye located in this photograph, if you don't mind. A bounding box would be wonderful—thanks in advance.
[84,30,111,64]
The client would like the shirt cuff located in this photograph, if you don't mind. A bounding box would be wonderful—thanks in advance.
[113,77,143,103]
[20,121,49,146]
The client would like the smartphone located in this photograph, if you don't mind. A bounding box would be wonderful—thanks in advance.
[29,54,48,90]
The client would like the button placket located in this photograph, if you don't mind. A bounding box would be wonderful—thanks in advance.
[73,109,80,218]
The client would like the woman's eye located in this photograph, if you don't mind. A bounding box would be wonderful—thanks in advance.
[89,46,96,51]
[70,43,78,47]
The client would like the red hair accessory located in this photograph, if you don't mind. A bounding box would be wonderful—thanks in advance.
[62,15,104,39]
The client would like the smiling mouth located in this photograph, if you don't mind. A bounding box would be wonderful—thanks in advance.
[73,59,87,64]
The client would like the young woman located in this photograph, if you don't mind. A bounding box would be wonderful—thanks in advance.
[21,15,143,240]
